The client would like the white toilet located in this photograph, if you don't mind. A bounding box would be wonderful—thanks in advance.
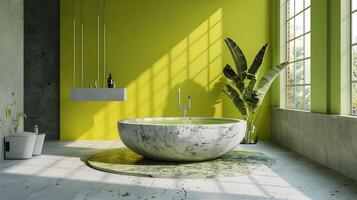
[4,132,37,159]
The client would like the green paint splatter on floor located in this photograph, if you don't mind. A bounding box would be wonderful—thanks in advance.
[87,148,275,179]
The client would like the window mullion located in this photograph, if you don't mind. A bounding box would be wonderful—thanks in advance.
[287,6,311,22]
[287,31,311,43]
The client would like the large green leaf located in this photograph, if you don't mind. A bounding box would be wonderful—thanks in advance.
[248,43,268,76]
[247,78,256,93]
[251,93,259,111]
[223,64,244,93]
[225,38,247,78]
[244,78,259,112]
[257,62,288,101]
[223,84,247,116]
[244,78,256,101]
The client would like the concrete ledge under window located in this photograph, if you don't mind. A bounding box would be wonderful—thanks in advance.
[272,108,357,181]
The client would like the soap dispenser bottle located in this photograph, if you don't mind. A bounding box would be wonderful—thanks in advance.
[107,73,114,88]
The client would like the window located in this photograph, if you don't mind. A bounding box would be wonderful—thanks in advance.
[351,0,357,114]
[286,0,311,110]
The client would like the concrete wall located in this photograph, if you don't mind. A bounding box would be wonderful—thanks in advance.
[0,0,24,160]
[272,109,357,181]
[24,0,60,140]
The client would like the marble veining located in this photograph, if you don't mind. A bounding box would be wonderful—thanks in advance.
[118,117,246,161]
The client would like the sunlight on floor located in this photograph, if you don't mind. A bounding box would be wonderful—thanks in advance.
[2,141,354,200]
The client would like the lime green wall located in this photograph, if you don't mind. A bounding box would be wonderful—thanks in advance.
[271,0,281,107]
[60,0,272,140]
[329,0,342,114]
[271,0,343,115]
[311,0,328,113]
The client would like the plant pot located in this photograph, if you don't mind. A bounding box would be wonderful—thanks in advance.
[241,121,258,144]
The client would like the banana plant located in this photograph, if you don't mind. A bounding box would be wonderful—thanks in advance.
[223,37,288,129]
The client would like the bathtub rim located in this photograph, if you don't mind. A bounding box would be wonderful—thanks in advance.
[118,117,244,126]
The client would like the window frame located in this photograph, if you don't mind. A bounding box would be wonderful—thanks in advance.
[351,0,357,115]
[284,0,311,110]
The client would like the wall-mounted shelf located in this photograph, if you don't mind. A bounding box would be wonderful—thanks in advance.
[70,1,123,102]
[71,88,127,101]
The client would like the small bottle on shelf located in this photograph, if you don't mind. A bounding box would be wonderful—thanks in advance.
[107,73,114,88]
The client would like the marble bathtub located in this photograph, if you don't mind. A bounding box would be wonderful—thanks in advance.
[118,117,246,162]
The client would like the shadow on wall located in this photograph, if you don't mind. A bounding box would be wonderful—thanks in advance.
[163,79,223,117]
[61,1,224,140]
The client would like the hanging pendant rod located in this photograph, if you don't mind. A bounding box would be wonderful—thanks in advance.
[81,0,84,88]
[103,0,106,87]
[81,24,84,87]
[73,0,76,88]
[104,24,106,87]
[97,0,100,87]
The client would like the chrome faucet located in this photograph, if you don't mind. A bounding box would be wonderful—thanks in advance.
[178,88,191,117]
[15,113,27,133]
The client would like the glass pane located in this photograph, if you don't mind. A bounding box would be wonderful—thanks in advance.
[287,86,296,108]
[295,61,304,84]
[353,0,357,11]
[304,33,310,57]
[295,12,304,37]
[288,0,295,18]
[352,83,357,115]
[287,19,295,41]
[304,8,310,33]
[304,85,311,110]
[304,59,311,84]
[304,0,310,8]
[287,63,295,85]
[352,46,357,81]
[353,12,357,44]
[295,86,304,109]
[288,40,295,62]
[295,0,304,14]
[295,36,304,60]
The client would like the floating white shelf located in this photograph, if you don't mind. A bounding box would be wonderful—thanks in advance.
[70,88,127,101]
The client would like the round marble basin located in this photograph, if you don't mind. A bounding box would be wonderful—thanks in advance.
[118,117,246,162]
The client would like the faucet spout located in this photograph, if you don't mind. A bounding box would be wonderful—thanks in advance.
[177,88,191,117]
[19,113,27,118]
[15,113,27,133]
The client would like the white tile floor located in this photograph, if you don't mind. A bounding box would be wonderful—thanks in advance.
[0,141,356,200]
